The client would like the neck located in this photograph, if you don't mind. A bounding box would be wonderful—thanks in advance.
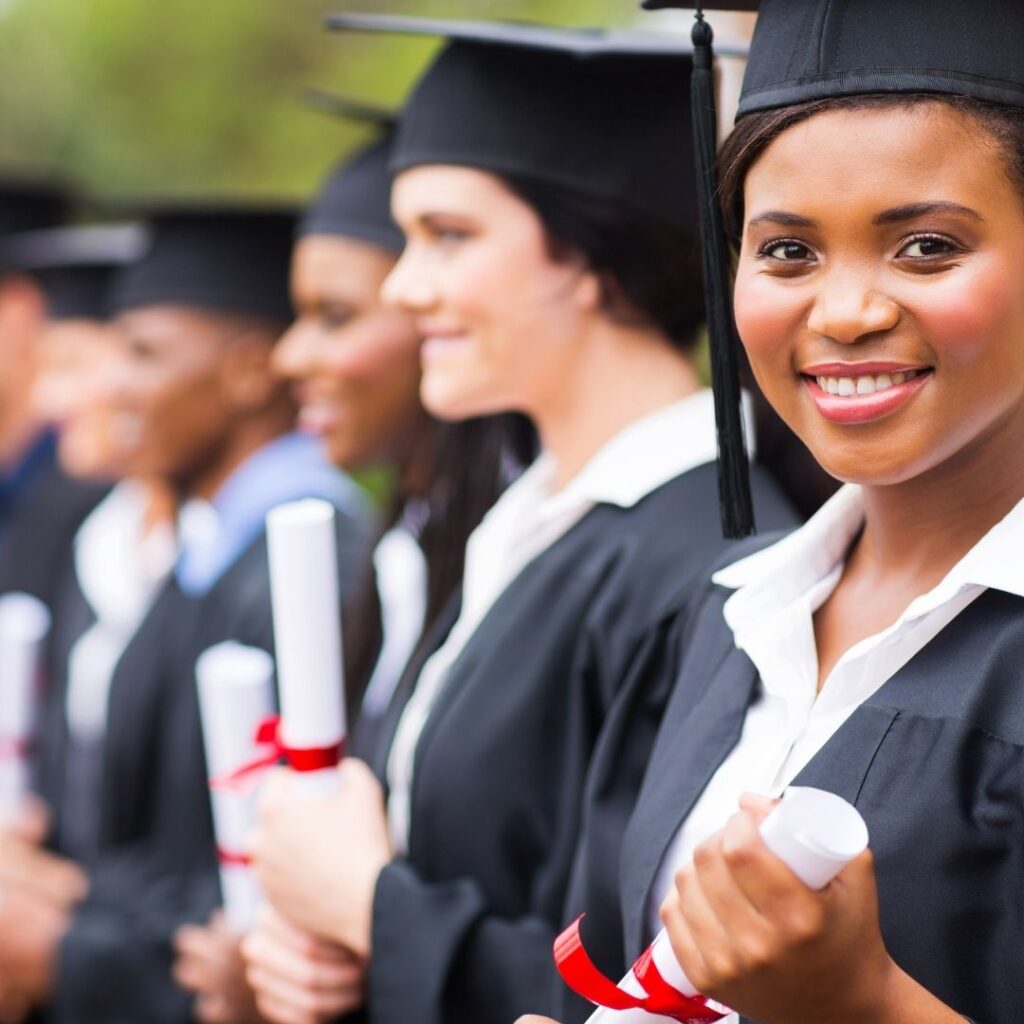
[0,399,43,472]
[529,323,701,489]
[180,408,294,503]
[854,407,1024,587]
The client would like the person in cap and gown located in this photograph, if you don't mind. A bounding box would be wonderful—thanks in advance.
[173,131,529,1024]
[240,18,799,1024]
[522,2,1024,1023]
[0,207,371,1024]
[0,191,109,606]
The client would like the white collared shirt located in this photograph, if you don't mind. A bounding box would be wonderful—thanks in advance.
[386,390,724,854]
[649,483,1024,993]
[66,481,177,741]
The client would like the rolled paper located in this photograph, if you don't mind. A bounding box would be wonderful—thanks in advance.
[196,641,276,933]
[265,499,346,799]
[564,787,870,1023]
[0,593,51,823]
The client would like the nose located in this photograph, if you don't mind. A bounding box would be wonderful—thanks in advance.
[381,248,437,314]
[272,320,315,381]
[806,264,900,345]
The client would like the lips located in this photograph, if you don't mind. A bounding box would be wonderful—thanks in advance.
[801,363,933,425]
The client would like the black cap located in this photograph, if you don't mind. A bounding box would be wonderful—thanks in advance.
[300,136,404,254]
[0,224,147,321]
[110,206,296,322]
[325,14,703,227]
[0,182,69,237]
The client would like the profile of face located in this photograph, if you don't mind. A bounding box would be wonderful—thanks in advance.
[384,166,600,422]
[101,305,285,485]
[734,102,1024,486]
[0,275,47,418]
[273,235,425,470]
[32,319,129,480]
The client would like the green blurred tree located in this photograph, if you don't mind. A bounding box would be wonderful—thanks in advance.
[0,0,637,202]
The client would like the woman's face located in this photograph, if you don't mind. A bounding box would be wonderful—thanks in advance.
[384,166,595,422]
[734,103,1024,486]
[274,235,425,470]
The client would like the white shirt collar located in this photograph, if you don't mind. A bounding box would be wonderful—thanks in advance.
[714,483,1024,637]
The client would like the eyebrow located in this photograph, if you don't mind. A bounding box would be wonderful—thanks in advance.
[746,211,816,230]
[872,201,984,225]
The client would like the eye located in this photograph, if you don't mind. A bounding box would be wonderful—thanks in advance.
[757,239,815,262]
[320,309,351,331]
[896,234,962,259]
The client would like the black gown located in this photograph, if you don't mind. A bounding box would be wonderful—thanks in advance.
[362,462,799,1024]
[558,543,1024,1024]
[33,510,367,1024]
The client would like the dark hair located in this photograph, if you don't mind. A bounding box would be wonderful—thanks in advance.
[501,175,705,352]
[719,92,1024,243]
[343,413,536,719]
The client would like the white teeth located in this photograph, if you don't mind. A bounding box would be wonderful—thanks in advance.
[814,370,920,397]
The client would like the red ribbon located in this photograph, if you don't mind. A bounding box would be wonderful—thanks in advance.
[216,846,252,868]
[554,916,724,1023]
[209,715,345,792]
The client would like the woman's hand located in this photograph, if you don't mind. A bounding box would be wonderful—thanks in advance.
[249,759,392,956]
[659,793,896,1024]
[241,905,366,1024]
[173,910,264,1024]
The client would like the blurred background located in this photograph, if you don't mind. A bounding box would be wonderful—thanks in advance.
[0,0,754,205]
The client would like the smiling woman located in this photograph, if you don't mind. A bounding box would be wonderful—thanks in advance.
[543,3,1024,1024]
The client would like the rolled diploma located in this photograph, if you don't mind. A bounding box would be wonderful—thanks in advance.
[0,593,51,822]
[587,787,870,1022]
[266,499,346,799]
[196,641,276,933]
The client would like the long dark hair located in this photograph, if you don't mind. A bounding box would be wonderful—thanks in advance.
[344,413,535,718]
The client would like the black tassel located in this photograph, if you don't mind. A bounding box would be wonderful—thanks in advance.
[690,9,755,539]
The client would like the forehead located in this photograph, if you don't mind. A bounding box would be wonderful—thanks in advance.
[392,165,520,217]
[744,103,1016,219]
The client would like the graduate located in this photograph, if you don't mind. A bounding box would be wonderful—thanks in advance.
[0,191,109,604]
[522,1,1024,1022]
[0,206,370,1024]
[173,130,527,1024]
[240,18,798,1024]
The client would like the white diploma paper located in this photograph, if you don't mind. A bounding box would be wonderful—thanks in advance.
[196,641,276,932]
[0,593,51,823]
[587,787,870,1022]
[266,499,347,799]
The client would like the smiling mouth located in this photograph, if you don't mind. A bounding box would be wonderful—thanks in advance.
[809,368,929,397]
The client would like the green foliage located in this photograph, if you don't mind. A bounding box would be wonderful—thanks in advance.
[0,0,632,202]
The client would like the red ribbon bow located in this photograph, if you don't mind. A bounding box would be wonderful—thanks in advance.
[216,846,252,868]
[554,916,724,1023]
[209,715,346,792]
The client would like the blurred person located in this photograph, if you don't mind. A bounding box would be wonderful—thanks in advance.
[0,206,370,1024]
[173,131,530,1024]
[240,19,799,1024]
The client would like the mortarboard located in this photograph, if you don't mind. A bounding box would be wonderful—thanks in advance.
[324,14,715,228]
[298,91,404,254]
[110,205,296,323]
[0,182,69,237]
[0,224,146,321]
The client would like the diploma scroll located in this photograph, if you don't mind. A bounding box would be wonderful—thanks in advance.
[266,499,347,799]
[0,593,51,823]
[196,641,276,933]
[564,787,870,1023]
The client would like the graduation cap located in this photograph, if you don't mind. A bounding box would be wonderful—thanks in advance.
[324,13,710,228]
[0,181,69,237]
[298,90,404,253]
[0,223,146,321]
[110,205,297,323]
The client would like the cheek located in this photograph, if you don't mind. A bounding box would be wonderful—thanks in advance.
[734,272,806,384]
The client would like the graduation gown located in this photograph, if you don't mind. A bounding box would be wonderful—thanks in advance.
[363,463,798,1024]
[33,508,367,1024]
[561,558,1024,1024]
[0,463,106,605]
